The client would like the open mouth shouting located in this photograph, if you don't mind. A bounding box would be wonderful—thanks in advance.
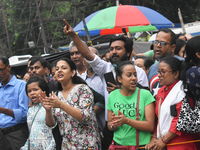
[31,96,38,102]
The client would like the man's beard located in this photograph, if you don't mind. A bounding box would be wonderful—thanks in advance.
[155,52,173,61]
[110,52,128,64]
[155,55,163,61]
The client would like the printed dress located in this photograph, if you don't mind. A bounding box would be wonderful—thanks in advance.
[53,84,101,150]
[21,103,56,150]
[186,66,200,101]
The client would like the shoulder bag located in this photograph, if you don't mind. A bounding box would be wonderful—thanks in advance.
[28,104,42,150]
[176,95,200,133]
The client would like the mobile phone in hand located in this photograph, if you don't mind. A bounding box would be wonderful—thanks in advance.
[122,28,127,35]
[104,72,116,87]
[170,104,177,117]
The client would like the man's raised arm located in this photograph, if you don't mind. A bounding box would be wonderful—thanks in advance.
[63,19,95,61]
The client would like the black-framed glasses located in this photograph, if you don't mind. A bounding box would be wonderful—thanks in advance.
[157,70,173,76]
[154,40,171,47]
[0,64,8,73]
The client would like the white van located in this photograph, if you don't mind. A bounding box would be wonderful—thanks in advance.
[9,55,32,67]
[149,21,200,42]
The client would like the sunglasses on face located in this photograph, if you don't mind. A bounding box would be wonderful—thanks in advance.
[154,40,171,47]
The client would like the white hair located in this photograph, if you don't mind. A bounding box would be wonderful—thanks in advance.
[69,40,87,50]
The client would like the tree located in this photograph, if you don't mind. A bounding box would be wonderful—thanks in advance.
[1,0,200,56]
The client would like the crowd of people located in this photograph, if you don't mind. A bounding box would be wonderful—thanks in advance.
[0,18,199,150]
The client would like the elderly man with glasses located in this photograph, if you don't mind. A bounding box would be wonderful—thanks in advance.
[148,28,184,97]
[0,56,29,149]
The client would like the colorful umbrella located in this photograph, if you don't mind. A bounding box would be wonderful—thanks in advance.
[74,5,174,36]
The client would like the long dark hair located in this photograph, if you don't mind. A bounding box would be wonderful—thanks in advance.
[181,36,200,98]
[174,39,186,56]
[26,76,49,97]
[56,58,86,91]
[184,36,200,66]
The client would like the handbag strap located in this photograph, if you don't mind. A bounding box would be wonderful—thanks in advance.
[158,96,162,138]
[28,104,42,150]
[136,89,141,149]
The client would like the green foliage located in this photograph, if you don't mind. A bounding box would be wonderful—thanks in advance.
[1,0,200,56]
[144,0,200,23]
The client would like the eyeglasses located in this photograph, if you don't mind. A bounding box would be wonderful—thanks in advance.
[0,64,8,73]
[154,40,171,47]
[157,70,173,76]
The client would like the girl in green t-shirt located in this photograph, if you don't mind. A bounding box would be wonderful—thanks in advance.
[107,61,155,148]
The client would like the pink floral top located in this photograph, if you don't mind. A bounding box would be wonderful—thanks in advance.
[53,84,100,150]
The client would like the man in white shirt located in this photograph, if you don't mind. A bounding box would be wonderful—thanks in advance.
[63,19,148,149]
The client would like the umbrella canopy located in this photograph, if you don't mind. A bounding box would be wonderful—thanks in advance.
[74,5,174,36]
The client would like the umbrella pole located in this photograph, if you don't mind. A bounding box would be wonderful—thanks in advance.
[178,8,186,34]
[83,18,91,42]
[116,0,119,6]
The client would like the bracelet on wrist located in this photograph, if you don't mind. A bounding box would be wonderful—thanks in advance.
[161,135,168,144]
[151,134,157,139]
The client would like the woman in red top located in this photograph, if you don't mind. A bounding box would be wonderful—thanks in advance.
[146,56,197,150]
